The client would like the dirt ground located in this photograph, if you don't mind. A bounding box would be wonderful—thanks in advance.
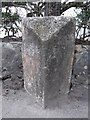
[2,85,88,118]
[1,44,88,118]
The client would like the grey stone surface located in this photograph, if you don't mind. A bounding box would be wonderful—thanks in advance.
[0,41,2,79]
[73,45,88,85]
[22,16,75,108]
[2,42,24,90]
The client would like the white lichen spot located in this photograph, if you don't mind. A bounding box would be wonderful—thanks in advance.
[83,71,85,74]
[28,82,32,86]
[77,75,80,77]
[44,66,47,69]
[84,66,88,69]
[6,43,15,50]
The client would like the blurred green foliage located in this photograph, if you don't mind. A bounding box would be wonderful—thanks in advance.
[1,7,20,37]
[1,1,90,43]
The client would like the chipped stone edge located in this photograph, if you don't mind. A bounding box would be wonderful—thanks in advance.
[22,16,76,42]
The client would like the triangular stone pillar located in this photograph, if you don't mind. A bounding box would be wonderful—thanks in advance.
[22,16,75,108]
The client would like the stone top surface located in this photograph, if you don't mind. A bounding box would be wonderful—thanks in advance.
[22,16,75,41]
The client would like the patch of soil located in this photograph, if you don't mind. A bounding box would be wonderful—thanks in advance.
[2,83,88,118]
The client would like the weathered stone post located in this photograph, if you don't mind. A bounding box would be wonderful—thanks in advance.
[22,16,75,108]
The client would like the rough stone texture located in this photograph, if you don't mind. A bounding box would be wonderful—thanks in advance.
[2,42,24,90]
[73,45,88,85]
[0,40,2,79]
[22,16,75,108]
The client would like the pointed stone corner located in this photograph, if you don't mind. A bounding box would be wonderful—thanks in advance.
[22,16,75,108]
[22,16,75,41]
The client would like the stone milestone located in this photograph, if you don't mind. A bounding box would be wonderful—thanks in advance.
[22,16,75,108]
